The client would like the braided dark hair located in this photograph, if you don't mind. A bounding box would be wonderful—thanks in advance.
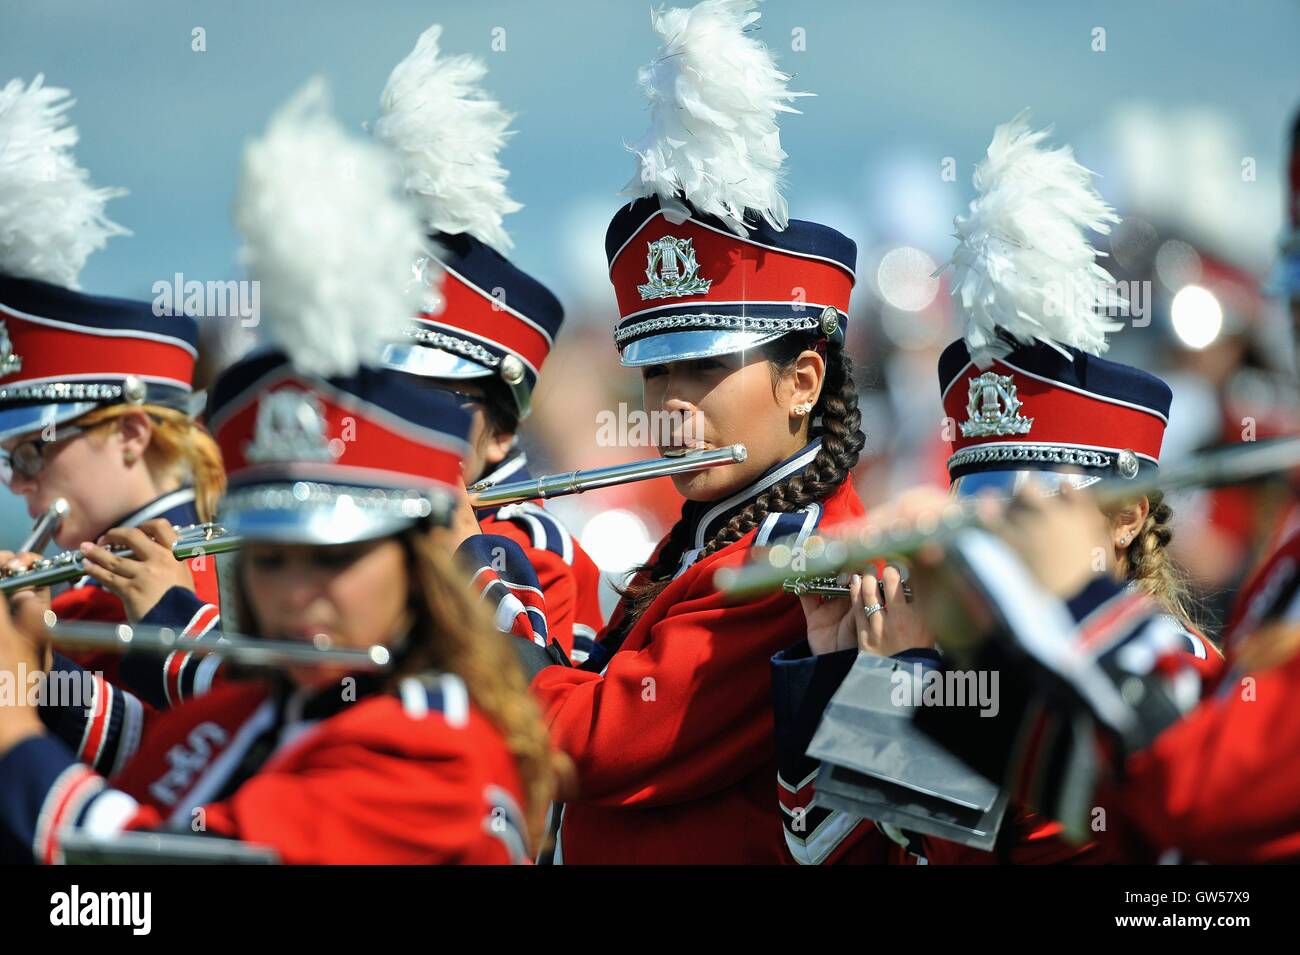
[608,335,864,643]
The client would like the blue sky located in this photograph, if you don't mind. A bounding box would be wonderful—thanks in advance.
[3,0,1297,311]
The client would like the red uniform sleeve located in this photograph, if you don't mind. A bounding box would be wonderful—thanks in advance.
[532,574,801,808]
[1102,650,1300,862]
[479,515,606,658]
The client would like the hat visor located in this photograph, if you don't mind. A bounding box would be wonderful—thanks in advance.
[619,328,791,368]
[0,402,99,444]
[219,484,455,546]
[382,343,495,381]
[950,469,1103,500]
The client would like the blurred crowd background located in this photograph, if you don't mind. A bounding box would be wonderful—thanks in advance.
[3,0,1298,631]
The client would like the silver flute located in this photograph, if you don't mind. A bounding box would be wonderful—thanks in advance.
[468,444,747,507]
[16,498,69,554]
[46,619,392,672]
[781,574,915,601]
[0,522,243,595]
[721,435,1300,599]
[781,575,854,598]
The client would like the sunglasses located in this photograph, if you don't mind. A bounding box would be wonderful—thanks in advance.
[0,424,92,485]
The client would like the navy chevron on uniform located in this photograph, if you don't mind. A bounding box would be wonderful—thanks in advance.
[456,533,550,647]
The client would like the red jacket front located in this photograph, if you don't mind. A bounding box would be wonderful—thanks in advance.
[532,441,864,863]
[6,672,532,865]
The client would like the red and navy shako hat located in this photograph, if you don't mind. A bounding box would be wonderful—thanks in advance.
[939,337,1173,497]
[381,232,563,419]
[206,349,471,544]
[0,274,199,443]
[605,195,856,367]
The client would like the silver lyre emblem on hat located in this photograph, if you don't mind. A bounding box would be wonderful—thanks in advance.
[244,390,337,464]
[0,321,22,377]
[408,254,445,316]
[637,236,712,301]
[960,371,1034,438]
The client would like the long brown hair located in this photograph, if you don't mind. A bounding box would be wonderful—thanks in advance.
[399,530,562,853]
[233,530,562,853]
[75,403,226,522]
[611,335,865,642]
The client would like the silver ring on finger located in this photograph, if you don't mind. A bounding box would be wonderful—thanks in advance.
[861,602,885,618]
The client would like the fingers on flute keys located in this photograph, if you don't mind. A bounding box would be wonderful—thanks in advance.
[874,564,913,605]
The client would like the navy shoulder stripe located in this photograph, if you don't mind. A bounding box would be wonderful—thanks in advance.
[498,503,575,565]
[397,674,470,727]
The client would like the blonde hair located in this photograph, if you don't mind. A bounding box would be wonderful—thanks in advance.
[1113,489,1199,629]
[75,403,226,522]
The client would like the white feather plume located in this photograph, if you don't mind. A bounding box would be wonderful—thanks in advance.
[374,25,520,255]
[946,111,1123,366]
[0,75,128,288]
[235,78,427,378]
[623,0,806,235]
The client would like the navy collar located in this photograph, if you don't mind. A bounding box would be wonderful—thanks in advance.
[109,486,202,534]
[281,672,385,723]
[679,437,823,556]
[474,449,531,520]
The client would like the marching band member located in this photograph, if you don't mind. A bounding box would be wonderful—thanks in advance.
[496,0,867,863]
[901,108,1300,864]
[0,76,225,734]
[774,114,1218,863]
[374,26,604,661]
[933,475,1300,863]
[0,81,559,865]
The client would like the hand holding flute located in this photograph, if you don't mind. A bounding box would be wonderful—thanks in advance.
[78,518,200,622]
[0,574,48,755]
[0,499,69,667]
[791,486,947,659]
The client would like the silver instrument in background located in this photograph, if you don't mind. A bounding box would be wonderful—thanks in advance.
[61,830,279,865]
[468,444,747,507]
[46,619,392,672]
[721,436,1300,599]
[0,522,243,595]
[17,498,69,554]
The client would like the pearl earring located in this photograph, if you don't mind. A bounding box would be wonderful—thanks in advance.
[792,402,813,417]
